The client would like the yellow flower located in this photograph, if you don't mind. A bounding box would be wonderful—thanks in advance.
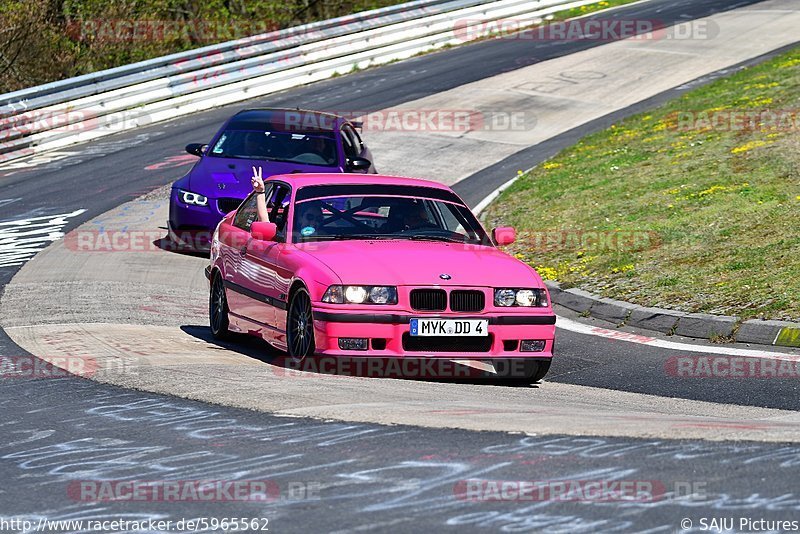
[542,162,563,170]
[731,140,769,154]
[777,58,800,68]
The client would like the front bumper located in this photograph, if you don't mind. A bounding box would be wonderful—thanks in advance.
[168,192,225,251]
[312,310,555,359]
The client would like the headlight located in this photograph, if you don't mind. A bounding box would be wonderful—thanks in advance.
[322,285,397,305]
[344,286,368,304]
[494,289,516,307]
[494,288,548,307]
[369,286,393,304]
[180,190,208,206]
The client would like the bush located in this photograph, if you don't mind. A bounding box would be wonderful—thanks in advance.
[0,0,406,94]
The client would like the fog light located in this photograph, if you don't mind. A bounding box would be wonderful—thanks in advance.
[338,338,368,351]
[520,340,546,352]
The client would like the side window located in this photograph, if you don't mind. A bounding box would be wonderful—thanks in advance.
[343,124,362,154]
[340,128,358,160]
[233,192,260,231]
[268,184,292,239]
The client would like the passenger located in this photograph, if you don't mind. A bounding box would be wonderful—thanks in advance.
[251,166,269,223]
[294,202,325,238]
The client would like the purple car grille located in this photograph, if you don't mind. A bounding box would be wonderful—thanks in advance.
[217,198,243,214]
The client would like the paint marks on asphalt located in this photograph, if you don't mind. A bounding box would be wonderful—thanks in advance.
[0,209,87,268]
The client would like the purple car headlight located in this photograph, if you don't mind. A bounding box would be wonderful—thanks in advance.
[494,288,548,307]
[323,285,397,305]
[179,190,209,207]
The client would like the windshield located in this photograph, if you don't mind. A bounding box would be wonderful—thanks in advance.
[208,129,339,166]
[291,195,489,245]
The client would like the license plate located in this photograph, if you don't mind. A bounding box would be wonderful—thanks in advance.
[410,318,488,337]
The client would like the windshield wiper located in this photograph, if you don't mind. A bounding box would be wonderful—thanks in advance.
[303,234,389,241]
[302,234,474,244]
[403,234,469,244]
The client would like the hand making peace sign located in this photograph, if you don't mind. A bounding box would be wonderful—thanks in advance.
[251,166,265,193]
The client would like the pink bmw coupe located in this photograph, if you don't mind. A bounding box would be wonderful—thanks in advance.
[206,174,555,382]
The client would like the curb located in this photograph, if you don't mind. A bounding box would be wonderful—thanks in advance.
[545,281,800,348]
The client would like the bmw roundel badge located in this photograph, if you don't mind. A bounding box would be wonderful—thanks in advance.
[440,273,452,280]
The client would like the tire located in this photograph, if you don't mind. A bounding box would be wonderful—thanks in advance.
[287,287,316,362]
[209,274,231,340]
[497,359,551,384]
[529,359,551,383]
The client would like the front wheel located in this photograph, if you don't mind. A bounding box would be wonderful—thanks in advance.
[528,359,551,383]
[497,359,551,384]
[209,274,231,340]
[287,287,316,362]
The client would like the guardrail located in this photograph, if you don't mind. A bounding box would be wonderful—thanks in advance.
[0,0,596,164]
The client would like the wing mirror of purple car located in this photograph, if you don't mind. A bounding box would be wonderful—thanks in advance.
[251,222,278,241]
[348,157,371,172]
[186,143,207,156]
[492,226,516,246]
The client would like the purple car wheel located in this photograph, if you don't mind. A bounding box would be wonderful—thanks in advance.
[210,274,231,340]
[287,287,315,361]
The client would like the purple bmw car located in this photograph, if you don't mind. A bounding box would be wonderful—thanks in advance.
[169,108,376,251]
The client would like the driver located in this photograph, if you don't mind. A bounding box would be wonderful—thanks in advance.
[401,202,433,230]
[294,136,333,165]
[241,132,268,157]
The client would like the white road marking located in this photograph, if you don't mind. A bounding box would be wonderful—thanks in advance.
[0,209,87,268]
[556,315,800,361]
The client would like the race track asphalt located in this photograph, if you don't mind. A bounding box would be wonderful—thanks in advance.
[2,0,800,530]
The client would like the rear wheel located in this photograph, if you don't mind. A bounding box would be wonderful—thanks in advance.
[209,274,231,340]
[287,287,315,362]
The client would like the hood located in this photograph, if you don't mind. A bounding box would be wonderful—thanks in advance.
[189,157,342,197]
[294,240,542,288]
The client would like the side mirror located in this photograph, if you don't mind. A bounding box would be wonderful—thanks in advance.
[492,226,516,246]
[186,143,206,156]
[348,157,371,172]
[251,221,278,241]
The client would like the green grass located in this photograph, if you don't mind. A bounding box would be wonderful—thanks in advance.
[485,47,800,322]
[554,0,641,19]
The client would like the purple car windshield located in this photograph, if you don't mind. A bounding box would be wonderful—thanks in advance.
[291,195,489,245]
[208,129,338,166]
